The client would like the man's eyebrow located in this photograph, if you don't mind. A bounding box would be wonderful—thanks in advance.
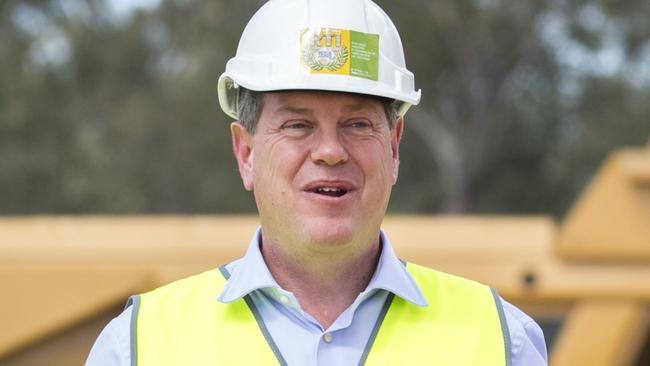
[273,105,313,115]
[342,103,375,113]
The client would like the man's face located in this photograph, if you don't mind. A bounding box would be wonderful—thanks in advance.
[231,91,403,250]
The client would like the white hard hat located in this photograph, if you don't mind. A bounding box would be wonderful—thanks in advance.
[218,0,421,119]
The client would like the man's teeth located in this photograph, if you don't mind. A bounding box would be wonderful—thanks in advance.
[318,187,341,193]
[313,187,347,196]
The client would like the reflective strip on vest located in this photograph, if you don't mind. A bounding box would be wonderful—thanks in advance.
[132,262,509,365]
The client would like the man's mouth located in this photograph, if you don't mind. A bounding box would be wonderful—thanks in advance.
[312,187,348,197]
[303,180,355,198]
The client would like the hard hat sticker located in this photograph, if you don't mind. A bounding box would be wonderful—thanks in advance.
[301,28,379,81]
[349,31,379,80]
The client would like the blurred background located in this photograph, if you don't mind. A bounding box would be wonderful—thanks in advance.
[1,0,648,216]
[1,0,650,365]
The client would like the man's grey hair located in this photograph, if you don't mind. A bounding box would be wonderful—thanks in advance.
[237,88,400,133]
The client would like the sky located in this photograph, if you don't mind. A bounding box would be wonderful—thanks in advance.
[107,0,161,19]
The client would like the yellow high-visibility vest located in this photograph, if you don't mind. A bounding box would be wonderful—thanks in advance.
[131,262,509,365]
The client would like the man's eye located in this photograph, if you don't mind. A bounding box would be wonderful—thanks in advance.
[346,120,372,129]
[281,121,313,135]
[283,121,310,129]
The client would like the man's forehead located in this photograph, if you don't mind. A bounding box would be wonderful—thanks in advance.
[263,90,384,114]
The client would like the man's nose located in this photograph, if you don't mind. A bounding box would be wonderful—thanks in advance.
[310,127,349,166]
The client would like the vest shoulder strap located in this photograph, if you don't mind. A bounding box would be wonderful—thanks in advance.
[132,267,281,366]
[363,262,510,366]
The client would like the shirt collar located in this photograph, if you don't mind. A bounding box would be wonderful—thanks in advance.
[217,228,428,307]
[365,231,428,307]
[217,227,279,303]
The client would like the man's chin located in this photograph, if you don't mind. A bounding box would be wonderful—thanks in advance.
[299,221,358,249]
[301,222,354,247]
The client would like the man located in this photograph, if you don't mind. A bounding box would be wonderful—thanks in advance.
[87,0,547,364]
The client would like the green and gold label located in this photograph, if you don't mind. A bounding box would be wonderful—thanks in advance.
[300,28,379,81]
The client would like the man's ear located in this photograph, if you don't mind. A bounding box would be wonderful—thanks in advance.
[231,122,254,191]
[391,117,404,184]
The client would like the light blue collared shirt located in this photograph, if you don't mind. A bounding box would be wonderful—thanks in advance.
[86,229,548,365]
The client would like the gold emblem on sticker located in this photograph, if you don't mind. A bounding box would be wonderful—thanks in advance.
[301,28,350,74]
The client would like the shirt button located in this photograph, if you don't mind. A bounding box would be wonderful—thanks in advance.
[279,295,289,304]
[323,333,333,344]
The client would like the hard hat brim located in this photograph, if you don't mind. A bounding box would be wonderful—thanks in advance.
[218,73,420,120]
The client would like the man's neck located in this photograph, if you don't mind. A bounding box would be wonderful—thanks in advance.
[260,237,382,330]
